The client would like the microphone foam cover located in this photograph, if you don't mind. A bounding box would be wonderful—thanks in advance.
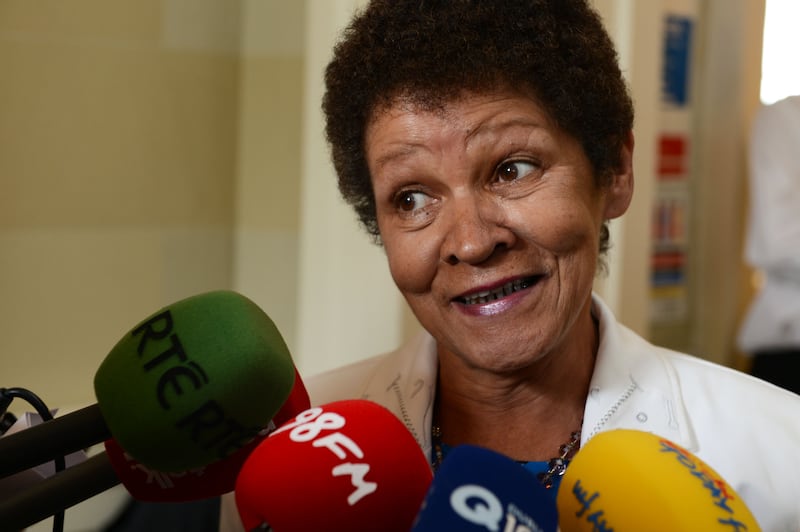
[412,444,558,532]
[94,290,295,472]
[104,365,311,502]
[235,399,433,532]
[557,429,761,531]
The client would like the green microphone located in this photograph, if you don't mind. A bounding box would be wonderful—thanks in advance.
[0,290,296,475]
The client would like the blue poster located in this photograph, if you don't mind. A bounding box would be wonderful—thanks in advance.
[662,15,694,107]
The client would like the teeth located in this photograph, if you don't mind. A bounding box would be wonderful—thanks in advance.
[461,279,532,305]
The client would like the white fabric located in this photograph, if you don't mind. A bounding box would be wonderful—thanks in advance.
[221,295,800,531]
[738,95,800,352]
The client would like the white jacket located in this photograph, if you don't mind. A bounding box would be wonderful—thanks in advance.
[221,295,800,531]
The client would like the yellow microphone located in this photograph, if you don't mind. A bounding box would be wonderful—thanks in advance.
[557,429,761,531]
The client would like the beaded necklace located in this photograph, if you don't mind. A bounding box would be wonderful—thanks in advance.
[430,422,582,489]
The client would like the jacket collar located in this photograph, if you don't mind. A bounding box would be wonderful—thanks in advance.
[585,296,697,451]
[359,332,438,460]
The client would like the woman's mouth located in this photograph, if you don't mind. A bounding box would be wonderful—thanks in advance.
[456,276,540,305]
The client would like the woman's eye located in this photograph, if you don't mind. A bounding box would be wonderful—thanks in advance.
[395,190,432,212]
[496,161,537,182]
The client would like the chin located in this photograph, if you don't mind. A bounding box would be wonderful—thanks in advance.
[457,345,548,374]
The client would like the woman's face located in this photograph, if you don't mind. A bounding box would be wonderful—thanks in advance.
[366,91,633,372]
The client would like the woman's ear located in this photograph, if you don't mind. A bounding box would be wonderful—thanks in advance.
[603,130,635,220]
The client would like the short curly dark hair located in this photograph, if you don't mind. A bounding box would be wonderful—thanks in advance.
[323,0,634,255]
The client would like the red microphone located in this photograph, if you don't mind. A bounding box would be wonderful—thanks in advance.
[235,399,433,532]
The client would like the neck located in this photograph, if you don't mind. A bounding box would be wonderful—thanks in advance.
[434,311,597,462]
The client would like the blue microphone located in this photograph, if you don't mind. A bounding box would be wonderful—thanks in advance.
[412,444,558,532]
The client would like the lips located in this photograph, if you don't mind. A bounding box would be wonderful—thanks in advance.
[455,276,540,305]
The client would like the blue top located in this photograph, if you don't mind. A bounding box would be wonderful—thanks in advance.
[438,442,564,500]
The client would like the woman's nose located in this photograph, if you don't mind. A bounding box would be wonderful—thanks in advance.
[441,194,515,265]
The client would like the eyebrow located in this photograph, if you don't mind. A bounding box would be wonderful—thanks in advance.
[464,117,549,144]
[371,142,431,173]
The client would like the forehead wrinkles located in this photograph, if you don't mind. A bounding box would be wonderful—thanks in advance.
[366,92,572,184]
[366,106,462,172]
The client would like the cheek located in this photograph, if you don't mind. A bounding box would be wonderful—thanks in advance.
[383,233,440,295]
[553,212,601,253]
[507,202,601,255]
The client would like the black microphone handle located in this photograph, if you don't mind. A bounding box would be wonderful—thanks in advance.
[0,452,121,531]
[0,403,110,478]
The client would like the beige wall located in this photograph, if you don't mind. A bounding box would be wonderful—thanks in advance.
[233,1,305,362]
[689,0,765,367]
[0,0,306,415]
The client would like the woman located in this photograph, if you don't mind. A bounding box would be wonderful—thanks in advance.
[221,1,800,530]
